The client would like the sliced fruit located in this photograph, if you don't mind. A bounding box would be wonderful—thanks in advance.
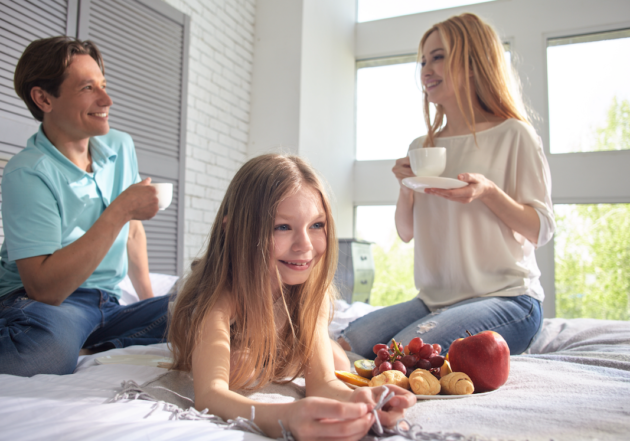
[354,359,376,378]
[335,370,370,387]
[440,359,452,378]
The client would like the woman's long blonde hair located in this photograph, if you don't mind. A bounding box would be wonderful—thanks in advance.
[168,154,338,390]
[420,13,529,147]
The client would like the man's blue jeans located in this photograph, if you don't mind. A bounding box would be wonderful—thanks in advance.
[0,288,170,377]
[340,294,542,358]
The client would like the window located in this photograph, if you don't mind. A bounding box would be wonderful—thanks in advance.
[356,56,424,161]
[547,29,630,154]
[554,204,630,320]
[355,205,416,306]
[352,0,629,319]
[357,0,497,23]
[547,28,630,321]
[356,47,511,161]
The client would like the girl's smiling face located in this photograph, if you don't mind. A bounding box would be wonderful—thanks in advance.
[271,184,327,290]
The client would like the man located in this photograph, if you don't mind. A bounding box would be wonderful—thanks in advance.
[0,37,170,376]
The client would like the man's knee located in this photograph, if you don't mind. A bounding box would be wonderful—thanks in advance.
[0,302,83,376]
[0,336,79,376]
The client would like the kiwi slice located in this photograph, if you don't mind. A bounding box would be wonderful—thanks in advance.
[354,359,376,378]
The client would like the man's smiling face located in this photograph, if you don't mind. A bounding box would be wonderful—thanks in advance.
[45,54,113,143]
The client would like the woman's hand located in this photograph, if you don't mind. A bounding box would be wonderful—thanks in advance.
[424,172,495,203]
[392,156,415,186]
[284,397,375,441]
[348,385,416,428]
[425,172,541,244]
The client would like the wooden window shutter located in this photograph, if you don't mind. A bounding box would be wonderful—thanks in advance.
[79,0,188,275]
[0,0,73,247]
[0,0,188,276]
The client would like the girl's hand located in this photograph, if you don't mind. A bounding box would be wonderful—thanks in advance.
[392,156,415,186]
[425,172,496,204]
[349,385,416,428]
[285,397,375,441]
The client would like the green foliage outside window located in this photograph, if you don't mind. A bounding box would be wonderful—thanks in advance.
[554,97,630,320]
[368,238,416,307]
[555,204,630,320]
[593,97,630,152]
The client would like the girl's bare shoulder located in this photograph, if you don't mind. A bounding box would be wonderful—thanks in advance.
[206,290,236,321]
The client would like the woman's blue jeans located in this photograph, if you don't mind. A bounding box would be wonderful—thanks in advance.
[0,288,170,377]
[340,294,542,359]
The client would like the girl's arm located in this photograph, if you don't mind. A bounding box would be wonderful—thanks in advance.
[191,295,375,440]
[392,156,415,242]
[425,173,541,244]
[304,298,417,427]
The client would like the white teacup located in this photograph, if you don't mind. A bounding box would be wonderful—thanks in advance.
[150,183,173,210]
[408,147,446,177]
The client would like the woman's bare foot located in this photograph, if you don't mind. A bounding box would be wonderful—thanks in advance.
[337,336,351,351]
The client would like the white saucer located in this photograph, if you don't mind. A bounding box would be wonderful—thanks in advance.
[341,380,498,399]
[402,176,467,192]
[95,354,173,367]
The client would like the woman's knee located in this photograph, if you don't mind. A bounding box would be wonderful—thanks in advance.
[500,297,542,354]
[340,297,429,358]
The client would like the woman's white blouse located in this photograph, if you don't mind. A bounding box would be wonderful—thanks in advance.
[409,119,555,310]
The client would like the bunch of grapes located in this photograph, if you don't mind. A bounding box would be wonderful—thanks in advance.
[372,337,444,379]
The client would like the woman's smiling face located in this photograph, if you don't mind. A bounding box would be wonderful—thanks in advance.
[270,184,327,291]
[420,30,460,107]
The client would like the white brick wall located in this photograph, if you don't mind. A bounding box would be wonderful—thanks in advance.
[163,0,256,272]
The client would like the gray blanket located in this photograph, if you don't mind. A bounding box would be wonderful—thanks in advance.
[112,318,630,441]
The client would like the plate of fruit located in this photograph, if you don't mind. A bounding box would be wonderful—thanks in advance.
[335,331,510,399]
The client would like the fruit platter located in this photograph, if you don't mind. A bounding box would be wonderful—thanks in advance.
[335,330,510,399]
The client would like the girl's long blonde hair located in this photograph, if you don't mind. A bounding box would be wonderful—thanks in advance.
[168,154,338,391]
[420,13,529,147]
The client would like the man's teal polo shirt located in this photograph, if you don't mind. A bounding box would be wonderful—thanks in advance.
[0,127,141,299]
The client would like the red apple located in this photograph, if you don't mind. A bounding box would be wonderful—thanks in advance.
[448,330,510,393]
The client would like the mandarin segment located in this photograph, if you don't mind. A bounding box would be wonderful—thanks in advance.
[335,370,370,387]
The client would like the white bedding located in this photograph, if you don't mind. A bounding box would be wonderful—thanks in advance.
[1,300,629,441]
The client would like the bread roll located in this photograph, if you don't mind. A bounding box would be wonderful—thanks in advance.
[368,369,410,390]
[440,372,474,395]
[409,369,440,395]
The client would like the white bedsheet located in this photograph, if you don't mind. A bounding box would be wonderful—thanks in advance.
[1,345,267,441]
[1,301,629,441]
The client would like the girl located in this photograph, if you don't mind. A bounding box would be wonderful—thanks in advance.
[339,13,555,359]
[169,154,415,440]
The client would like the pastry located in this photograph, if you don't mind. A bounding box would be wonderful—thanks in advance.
[368,369,410,390]
[409,369,440,395]
[440,372,474,395]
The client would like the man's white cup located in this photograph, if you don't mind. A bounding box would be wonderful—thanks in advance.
[408,147,446,177]
[150,183,173,210]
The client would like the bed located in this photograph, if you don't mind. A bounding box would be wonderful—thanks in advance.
[1,281,629,441]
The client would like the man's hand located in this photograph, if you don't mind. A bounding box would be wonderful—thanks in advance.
[110,177,160,222]
[16,177,161,306]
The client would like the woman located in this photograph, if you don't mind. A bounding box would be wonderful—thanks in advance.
[339,13,554,359]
